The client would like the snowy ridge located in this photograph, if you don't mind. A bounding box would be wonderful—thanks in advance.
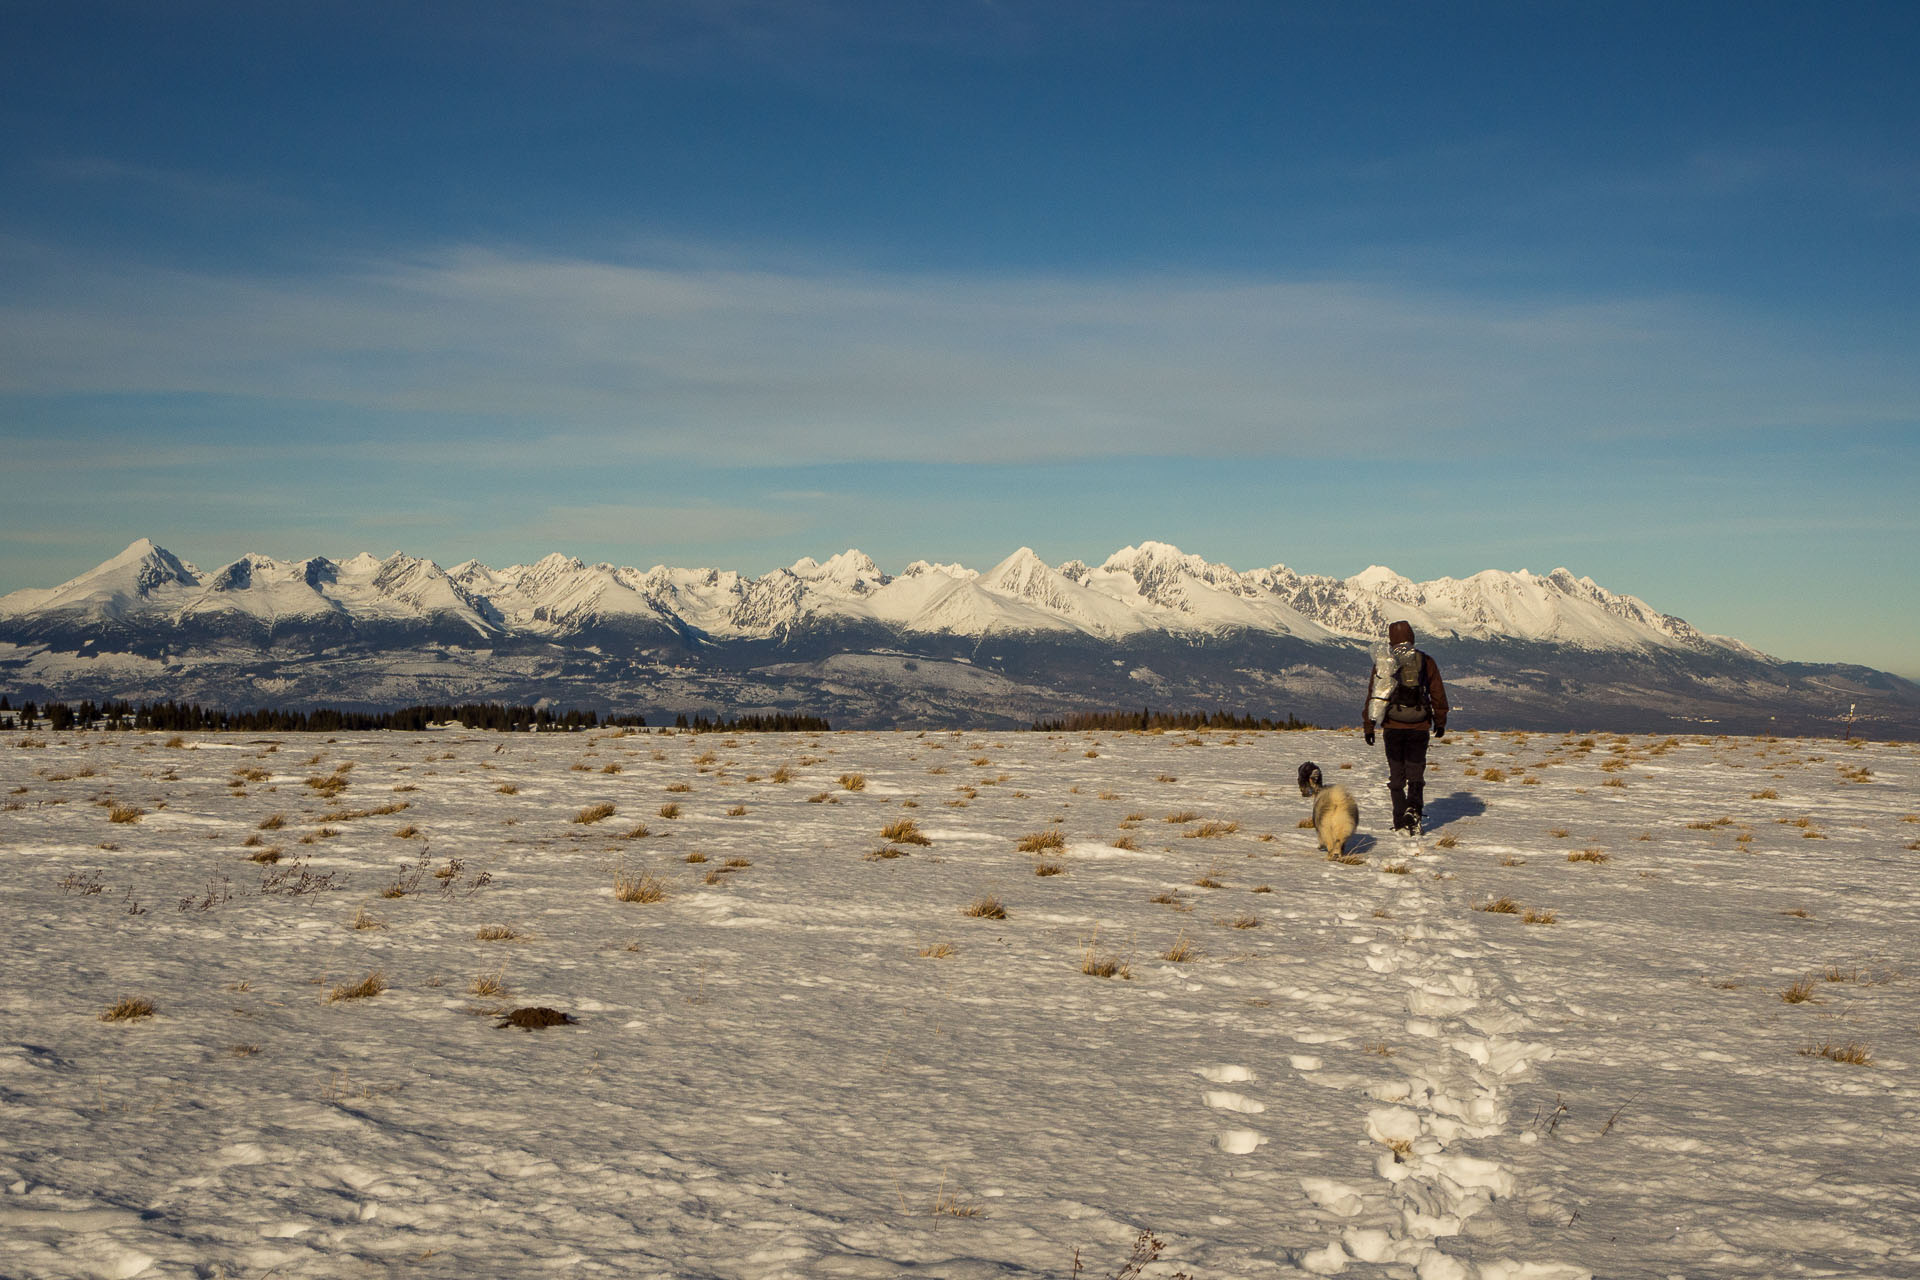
[0,539,1754,657]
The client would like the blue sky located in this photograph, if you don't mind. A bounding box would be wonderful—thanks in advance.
[2,1,1916,676]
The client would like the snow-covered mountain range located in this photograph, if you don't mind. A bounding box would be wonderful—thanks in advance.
[2,539,1912,735]
[0,538,1750,654]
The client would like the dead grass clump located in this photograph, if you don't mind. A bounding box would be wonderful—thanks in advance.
[1110,835,1139,851]
[1779,976,1819,1004]
[1751,788,1778,800]
[726,805,748,817]
[1475,896,1522,914]
[657,802,682,819]
[839,773,867,791]
[1382,862,1411,875]
[882,818,932,846]
[1161,935,1197,962]
[327,971,386,1002]
[1328,852,1368,866]
[919,942,955,958]
[770,765,795,783]
[685,852,709,863]
[1033,861,1066,877]
[1186,820,1239,838]
[495,783,520,795]
[1801,1041,1873,1065]
[1155,772,1177,783]
[665,782,692,793]
[1191,873,1224,888]
[613,867,667,903]
[1567,848,1611,863]
[1228,913,1260,929]
[1080,935,1131,979]
[1017,828,1066,853]
[622,824,651,840]
[1523,908,1557,925]
[573,802,617,824]
[469,969,508,997]
[248,847,283,864]
[962,895,1006,919]
[1296,818,1314,828]
[350,908,386,932]
[107,803,144,824]
[1480,767,1507,782]
[1164,810,1199,824]
[101,996,155,1022]
[475,924,525,941]
[1434,834,1459,849]
[1549,827,1571,839]
[393,824,421,839]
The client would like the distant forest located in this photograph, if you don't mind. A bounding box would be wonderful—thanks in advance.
[1029,708,1317,732]
[0,697,828,735]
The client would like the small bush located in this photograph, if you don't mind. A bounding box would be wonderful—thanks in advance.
[574,802,617,824]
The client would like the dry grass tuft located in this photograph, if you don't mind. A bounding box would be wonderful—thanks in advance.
[469,968,508,997]
[614,867,667,903]
[1033,861,1066,877]
[1751,788,1778,800]
[1110,835,1139,851]
[1080,935,1131,979]
[108,803,144,824]
[838,773,867,791]
[1567,848,1611,863]
[327,971,386,1003]
[881,818,932,846]
[962,895,1006,919]
[353,907,387,931]
[101,996,155,1022]
[1328,852,1368,866]
[248,846,283,864]
[1523,908,1557,925]
[475,924,525,941]
[1191,873,1224,888]
[1801,1040,1873,1065]
[573,802,617,824]
[919,941,955,958]
[1017,828,1066,853]
[1164,810,1199,824]
[1228,913,1260,929]
[1779,976,1819,1003]
[657,802,682,820]
[393,824,421,839]
[1480,767,1507,782]
[1161,934,1197,962]
[1382,862,1411,875]
[664,781,692,793]
[725,805,748,817]
[1476,896,1522,914]
[1434,834,1459,849]
[1549,827,1571,839]
[495,782,520,794]
[1186,820,1239,838]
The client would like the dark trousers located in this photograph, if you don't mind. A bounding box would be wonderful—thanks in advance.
[1383,728,1429,827]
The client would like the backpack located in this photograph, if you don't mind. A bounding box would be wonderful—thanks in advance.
[1383,647,1429,724]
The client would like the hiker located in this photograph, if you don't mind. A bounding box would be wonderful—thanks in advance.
[1362,620,1449,834]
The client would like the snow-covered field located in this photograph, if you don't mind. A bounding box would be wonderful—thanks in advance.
[2,726,1915,1280]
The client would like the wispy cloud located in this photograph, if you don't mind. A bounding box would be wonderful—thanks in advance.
[1,238,1911,466]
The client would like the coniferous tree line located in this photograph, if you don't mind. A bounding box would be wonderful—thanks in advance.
[0,697,831,734]
[1028,707,1317,732]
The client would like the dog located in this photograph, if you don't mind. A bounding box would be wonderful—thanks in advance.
[1297,761,1359,858]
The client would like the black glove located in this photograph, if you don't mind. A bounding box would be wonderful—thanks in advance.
[1433,723,1446,739]
[1364,726,1375,747]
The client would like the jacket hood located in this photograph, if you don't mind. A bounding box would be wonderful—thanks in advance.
[1387,620,1416,647]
